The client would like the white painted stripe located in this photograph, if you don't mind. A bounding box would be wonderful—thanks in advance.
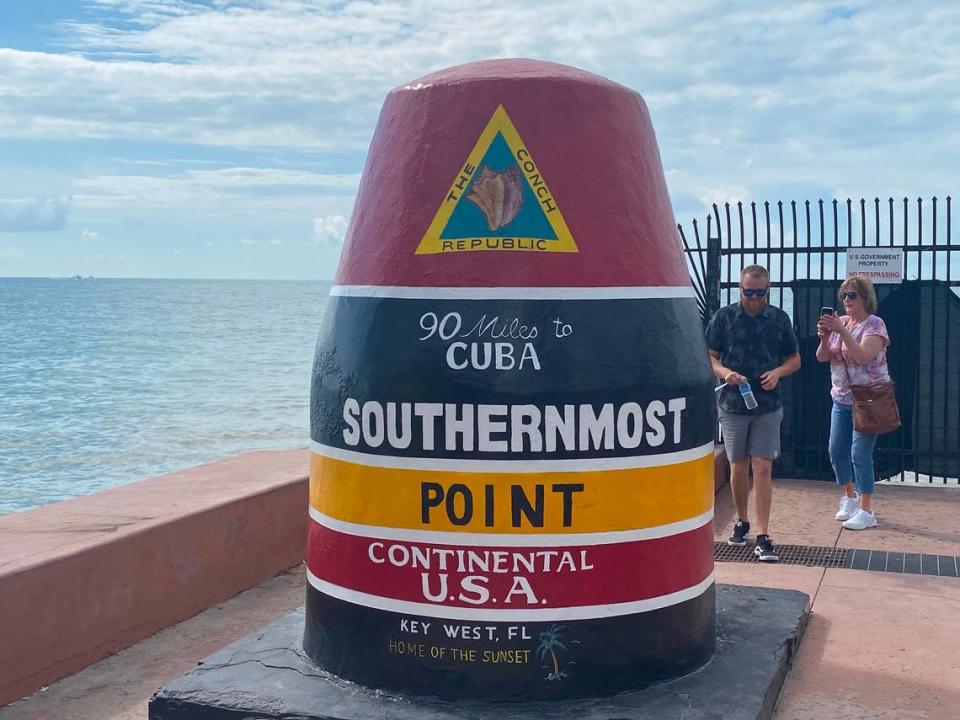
[309,440,714,473]
[305,569,715,621]
[308,506,714,547]
[329,285,697,301]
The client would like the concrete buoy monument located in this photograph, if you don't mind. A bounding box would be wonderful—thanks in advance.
[304,58,716,700]
[151,59,810,720]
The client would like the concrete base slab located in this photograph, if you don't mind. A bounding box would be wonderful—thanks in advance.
[149,584,809,720]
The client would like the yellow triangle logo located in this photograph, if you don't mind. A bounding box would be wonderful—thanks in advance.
[416,105,577,255]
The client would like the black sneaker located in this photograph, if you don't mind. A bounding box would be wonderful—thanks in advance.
[754,535,779,563]
[727,519,750,546]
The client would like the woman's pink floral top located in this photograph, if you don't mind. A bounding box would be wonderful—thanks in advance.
[829,314,890,406]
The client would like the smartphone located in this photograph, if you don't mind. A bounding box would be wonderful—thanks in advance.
[820,307,835,316]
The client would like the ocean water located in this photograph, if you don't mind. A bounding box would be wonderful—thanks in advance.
[0,278,330,515]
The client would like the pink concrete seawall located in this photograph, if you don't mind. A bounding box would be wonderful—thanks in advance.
[0,449,309,707]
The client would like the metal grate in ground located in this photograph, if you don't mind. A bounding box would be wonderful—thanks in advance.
[714,542,960,577]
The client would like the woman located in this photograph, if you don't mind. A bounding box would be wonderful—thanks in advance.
[816,276,890,530]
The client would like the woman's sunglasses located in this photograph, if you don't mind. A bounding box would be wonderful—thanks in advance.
[840,291,859,301]
[741,288,768,297]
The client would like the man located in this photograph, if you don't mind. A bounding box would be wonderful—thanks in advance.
[705,265,801,562]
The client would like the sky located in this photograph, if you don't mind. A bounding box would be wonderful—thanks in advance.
[0,0,958,280]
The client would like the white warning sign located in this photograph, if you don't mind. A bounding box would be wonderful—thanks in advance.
[845,249,903,283]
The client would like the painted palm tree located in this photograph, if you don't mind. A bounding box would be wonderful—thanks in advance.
[536,624,568,681]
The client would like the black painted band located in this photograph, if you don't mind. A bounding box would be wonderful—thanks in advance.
[310,296,715,460]
[303,582,716,701]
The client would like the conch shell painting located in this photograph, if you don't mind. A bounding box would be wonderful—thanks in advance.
[466,165,524,231]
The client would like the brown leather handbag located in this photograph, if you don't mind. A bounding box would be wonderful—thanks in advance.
[850,381,901,435]
[842,361,901,435]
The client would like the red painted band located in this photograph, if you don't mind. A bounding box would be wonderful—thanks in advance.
[335,59,686,288]
[306,519,713,610]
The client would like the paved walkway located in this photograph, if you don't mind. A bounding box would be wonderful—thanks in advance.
[2,478,958,720]
[714,478,960,720]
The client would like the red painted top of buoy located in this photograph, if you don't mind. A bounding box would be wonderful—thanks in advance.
[334,58,687,288]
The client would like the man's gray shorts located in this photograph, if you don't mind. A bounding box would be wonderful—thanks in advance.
[718,407,784,462]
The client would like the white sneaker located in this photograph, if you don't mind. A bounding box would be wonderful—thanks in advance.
[842,508,877,530]
[835,495,860,521]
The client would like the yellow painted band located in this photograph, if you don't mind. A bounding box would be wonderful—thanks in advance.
[309,452,714,534]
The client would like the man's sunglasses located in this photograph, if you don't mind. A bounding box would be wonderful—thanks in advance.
[741,288,768,297]
[840,291,859,300]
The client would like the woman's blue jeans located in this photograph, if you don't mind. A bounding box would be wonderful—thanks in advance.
[829,401,878,495]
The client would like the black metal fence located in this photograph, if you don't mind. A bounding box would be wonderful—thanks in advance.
[681,197,960,484]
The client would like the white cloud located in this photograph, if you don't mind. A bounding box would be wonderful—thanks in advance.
[239,235,288,246]
[0,0,950,173]
[0,246,26,260]
[312,215,348,246]
[239,235,285,247]
[183,168,359,190]
[0,197,72,232]
[699,185,753,209]
[72,167,359,209]
[81,229,102,241]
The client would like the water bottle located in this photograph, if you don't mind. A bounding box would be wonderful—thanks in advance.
[739,382,759,410]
